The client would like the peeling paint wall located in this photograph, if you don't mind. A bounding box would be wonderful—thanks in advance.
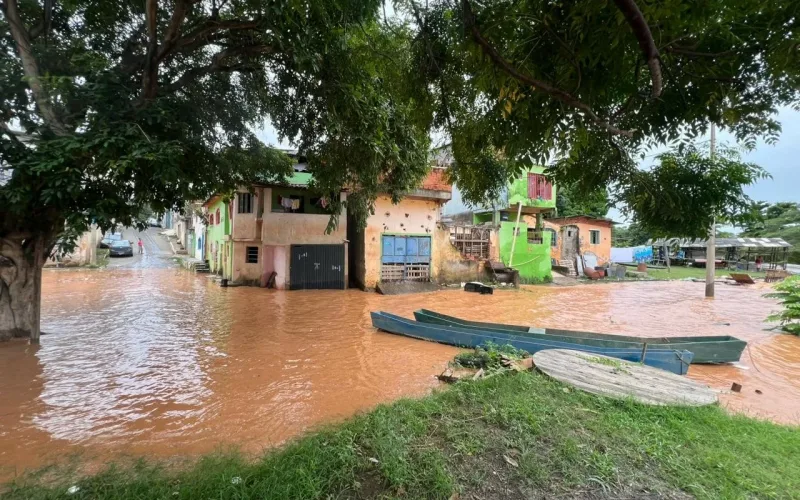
[545,218,613,265]
[231,242,263,284]
[361,196,441,288]
[432,227,490,283]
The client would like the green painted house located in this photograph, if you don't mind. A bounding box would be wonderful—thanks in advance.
[203,194,232,279]
[450,166,557,282]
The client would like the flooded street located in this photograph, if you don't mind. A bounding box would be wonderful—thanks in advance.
[1,255,799,479]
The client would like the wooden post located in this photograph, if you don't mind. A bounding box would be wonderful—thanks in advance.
[508,202,523,267]
[705,124,716,298]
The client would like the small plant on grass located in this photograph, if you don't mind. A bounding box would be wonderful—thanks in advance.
[579,355,632,374]
[765,275,800,335]
[454,342,529,370]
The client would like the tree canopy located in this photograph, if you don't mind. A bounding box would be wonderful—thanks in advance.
[554,183,609,219]
[0,0,431,339]
[616,144,768,238]
[611,221,650,247]
[408,0,799,237]
[1,0,431,246]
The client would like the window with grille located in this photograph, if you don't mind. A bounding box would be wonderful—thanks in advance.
[527,173,553,200]
[590,230,601,245]
[246,246,258,263]
[237,192,254,214]
[545,228,557,247]
[215,208,220,224]
[527,228,544,244]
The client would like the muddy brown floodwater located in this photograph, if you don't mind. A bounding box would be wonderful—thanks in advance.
[1,270,799,480]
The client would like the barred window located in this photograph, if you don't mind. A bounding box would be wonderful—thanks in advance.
[246,246,259,263]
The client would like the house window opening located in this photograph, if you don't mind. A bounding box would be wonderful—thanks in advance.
[245,246,259,264]
[527,173,553,200]
[545,228,557,247]
[237,193,254,214]
[590,230,601,245]
[215,208,220,224]
[527,228,544,245]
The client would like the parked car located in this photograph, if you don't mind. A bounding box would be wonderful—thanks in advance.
[147,218,162,227]
[108,239,134,257]
[98,233,122,249]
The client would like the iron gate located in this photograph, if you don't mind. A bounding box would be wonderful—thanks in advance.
[289,244,345,290]
[381,235,431,282]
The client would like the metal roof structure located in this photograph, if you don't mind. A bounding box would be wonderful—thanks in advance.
[648,237,792,248]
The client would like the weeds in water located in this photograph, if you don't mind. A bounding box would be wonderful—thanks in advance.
[765,275,800,335]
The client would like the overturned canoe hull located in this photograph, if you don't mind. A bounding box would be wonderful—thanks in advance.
[372,312,693,375]
[414,309,745,364]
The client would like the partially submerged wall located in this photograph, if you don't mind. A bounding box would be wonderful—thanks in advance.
[432,227,490,283]
[498,221,552,282]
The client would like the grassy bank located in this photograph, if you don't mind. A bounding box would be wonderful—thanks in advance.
[4,371,799,499]
[645,266,766,280]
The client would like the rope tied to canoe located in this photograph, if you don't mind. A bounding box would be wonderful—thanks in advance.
[675,350,692,372]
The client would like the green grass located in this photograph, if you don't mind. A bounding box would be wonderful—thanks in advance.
[645,266,766,281]
[579,355,631,371]
[4,371,799,499]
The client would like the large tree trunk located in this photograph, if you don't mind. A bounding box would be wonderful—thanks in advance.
[0,235,47,342]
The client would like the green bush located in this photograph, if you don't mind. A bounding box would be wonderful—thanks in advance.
[766,275,800,335]
[453,342,529,369]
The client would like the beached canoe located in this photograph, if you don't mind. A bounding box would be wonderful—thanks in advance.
[372,311,693,375]
[414,309,745,364]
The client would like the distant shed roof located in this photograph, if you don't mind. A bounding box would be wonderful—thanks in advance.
[649,237,792,248]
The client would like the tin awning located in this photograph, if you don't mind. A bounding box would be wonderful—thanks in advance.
[648,237,792,248]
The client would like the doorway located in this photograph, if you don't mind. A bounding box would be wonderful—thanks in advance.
[561,225,579,263]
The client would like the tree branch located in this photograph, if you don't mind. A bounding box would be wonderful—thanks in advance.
[612,0,662,99]
[172,19,261,55]
[156,0,195,63]
[664,46,737,58]
[1,0,69,136]
[460,0,634,138]
[141,0,159,101]
[163,45,273,93]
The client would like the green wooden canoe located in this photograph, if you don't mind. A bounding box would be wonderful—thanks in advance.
[414,309,746,364]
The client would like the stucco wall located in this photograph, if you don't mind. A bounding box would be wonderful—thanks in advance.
[362,196,441,288]
[231,242,264,283]
[231,187,262,241]
[260,188,347,245]
[545,218,613,265]
[498,221,552,282]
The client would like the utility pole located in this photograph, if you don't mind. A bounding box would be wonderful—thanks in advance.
[705,124,716,298]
